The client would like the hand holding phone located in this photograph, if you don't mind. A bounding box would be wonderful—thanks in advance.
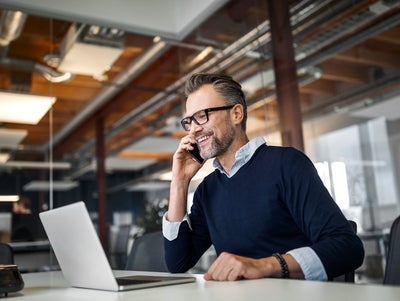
[187,143,204,164]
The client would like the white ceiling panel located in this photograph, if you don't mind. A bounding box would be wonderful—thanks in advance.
[126,137,180,153]
[126,181,170,192]
[0,0,228,40]
[105,157,156,171]
[351,95,400,121]
[0,128,28,148]
[23,180,79,191]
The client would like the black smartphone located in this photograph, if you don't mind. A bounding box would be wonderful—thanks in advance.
[188,143,204,164]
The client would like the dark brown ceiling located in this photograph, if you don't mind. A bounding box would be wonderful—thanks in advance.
[1,0,400,183]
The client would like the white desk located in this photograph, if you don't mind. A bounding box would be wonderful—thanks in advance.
[9,270,400,301]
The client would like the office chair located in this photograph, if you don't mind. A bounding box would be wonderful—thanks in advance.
[383,215,400,285]
[110,224,131,269]
[332,220,357,283]
[0,243,14,264]
[125,231,169,272]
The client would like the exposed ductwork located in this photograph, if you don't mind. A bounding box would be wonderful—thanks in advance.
[0,10,27,48]
[44,39,170,151]
[63,0,400,173]
[104,1,400,143]
[0,9,72,83]
[0,57,72,83]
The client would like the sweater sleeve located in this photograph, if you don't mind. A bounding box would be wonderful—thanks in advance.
[163,190,212,273]
[281,148,364,279]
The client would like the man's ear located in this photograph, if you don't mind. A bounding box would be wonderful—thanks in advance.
[231,104,244,125]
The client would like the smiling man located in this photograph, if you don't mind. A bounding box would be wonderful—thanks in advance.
[162,73,364,281]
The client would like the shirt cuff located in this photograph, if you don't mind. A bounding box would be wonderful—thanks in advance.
[287,247,328,281]
[162,212,191,241]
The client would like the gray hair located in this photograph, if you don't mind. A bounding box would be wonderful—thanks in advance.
[184,73,247,131]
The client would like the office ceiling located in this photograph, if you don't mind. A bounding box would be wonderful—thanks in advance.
[0,0,400,188]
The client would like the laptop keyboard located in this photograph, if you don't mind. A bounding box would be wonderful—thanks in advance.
[116,276,160,285]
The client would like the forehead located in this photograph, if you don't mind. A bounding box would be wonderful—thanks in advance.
[185,84,226,115]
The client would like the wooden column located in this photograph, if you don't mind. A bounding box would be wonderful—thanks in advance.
[267,0,304,150]
[96,117,107,249]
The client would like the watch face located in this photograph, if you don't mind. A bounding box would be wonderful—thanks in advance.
[0,265,24,293]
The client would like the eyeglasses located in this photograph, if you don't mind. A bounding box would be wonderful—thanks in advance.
[180,105,234,131]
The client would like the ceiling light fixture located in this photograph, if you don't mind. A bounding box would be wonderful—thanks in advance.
[0,92,56,124]
[0,153,10,163]
[0,161,71,170]
[23,180,79,191]
[0,195,19,202]
[56,24,124,79]
[0,129,27,148]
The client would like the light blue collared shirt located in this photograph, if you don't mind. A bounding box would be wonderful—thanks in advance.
[163,136,327,280]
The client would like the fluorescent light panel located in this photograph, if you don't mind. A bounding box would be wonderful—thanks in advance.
[0,195,19,202]
[23,180,79,191]
[0,92,56,124]
[0,161,71,170]
[0,128,28,148]
[0,153,10,163]
[58,42,123,77]
[126,181,170,192]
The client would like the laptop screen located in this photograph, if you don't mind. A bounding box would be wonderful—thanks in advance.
[12,213,47,242]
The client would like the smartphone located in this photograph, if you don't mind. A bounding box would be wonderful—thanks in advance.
[188,143,204,164]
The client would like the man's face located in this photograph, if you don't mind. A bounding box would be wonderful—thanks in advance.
[186,84,235,160]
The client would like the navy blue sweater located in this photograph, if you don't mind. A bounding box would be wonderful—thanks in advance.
[164,145,364,279]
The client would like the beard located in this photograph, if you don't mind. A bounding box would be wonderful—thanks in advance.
[200,123,235,160]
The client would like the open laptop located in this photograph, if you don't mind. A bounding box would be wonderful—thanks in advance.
[39,202,195,291]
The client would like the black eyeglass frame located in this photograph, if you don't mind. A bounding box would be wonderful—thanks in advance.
[180,105,234,131]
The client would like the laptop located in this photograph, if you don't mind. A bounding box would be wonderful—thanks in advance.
[39,202,195,291]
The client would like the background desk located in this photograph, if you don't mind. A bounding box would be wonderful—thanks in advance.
[9,270,400,301]
[9,240,58,272]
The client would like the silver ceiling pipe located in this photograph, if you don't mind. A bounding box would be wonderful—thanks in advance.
[0,57,72,83]
[0,10,27,48]
[304,70,400,120]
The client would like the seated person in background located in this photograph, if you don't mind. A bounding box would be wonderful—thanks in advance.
[12,196,35,241]
[163,73,364,281]
[13,196,32,214]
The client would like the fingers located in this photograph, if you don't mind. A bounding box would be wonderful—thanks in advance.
[175,136,200,163]
[179,136,196,152]
[204,252,244,281]
[204,252,269,281]
[172,135,202,180]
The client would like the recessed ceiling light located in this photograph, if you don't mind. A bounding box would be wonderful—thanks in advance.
[0,92,56,124]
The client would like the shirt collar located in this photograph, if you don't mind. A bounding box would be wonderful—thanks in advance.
[213,136,266,177]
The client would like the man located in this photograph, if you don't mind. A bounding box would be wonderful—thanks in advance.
[13,196,32,214]
[162,73,364,281]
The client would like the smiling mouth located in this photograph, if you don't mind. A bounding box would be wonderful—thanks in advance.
[196,135,209,144]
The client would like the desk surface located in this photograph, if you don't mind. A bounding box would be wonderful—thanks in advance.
[10,271,400,301]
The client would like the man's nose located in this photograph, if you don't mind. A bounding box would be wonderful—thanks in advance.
[189,121,202,134]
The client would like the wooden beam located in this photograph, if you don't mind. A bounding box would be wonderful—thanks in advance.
[336,45,400,69]
[319,60,370,84]
[268,0,304,150]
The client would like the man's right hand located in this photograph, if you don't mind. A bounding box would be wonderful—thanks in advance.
[172,135,204,182]
[167,135,204,222]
